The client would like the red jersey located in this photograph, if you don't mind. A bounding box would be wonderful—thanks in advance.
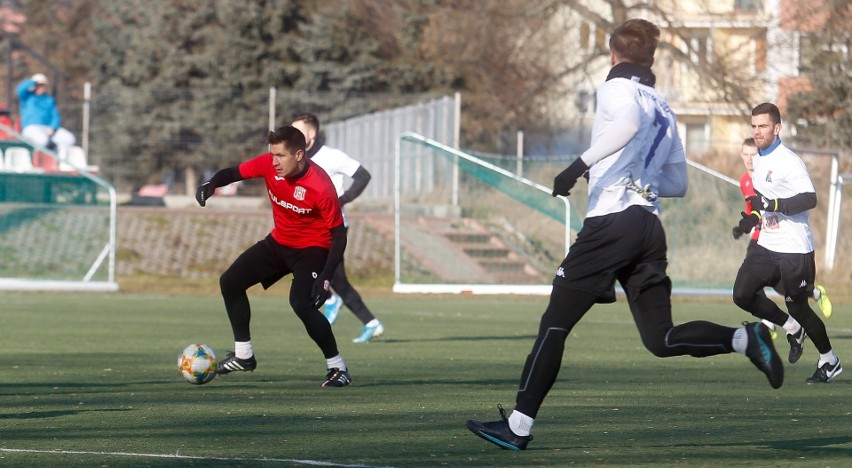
[739,172,759,241]
[239,154,343,249]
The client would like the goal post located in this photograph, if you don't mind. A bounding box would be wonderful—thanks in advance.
[0,128,118,292]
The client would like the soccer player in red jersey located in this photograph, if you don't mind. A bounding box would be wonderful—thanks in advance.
[195,125,352,387]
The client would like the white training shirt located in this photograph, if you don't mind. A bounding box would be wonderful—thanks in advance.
[310,144,362,227]
[581,76,687,218]
[752,141,815,254]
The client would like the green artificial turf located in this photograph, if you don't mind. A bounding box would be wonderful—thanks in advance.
[0,292,849,466]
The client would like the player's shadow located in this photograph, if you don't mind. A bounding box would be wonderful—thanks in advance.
[0,408,131,420]
[379,334,536,344]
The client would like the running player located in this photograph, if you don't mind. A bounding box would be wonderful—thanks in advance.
[195,125,352,387]
[466,19,784,451]
[732,103,842,384]
[733,138,833,336]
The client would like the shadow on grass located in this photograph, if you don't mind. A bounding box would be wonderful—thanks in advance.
[667,435,852,456]
[0,407,132,420]
[379,334,536,343]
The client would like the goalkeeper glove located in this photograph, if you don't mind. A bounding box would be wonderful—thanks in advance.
[310,274,331,309]
[195,181,214,207]
[746,192,780,212]
[737,211,761,235]
[552,157,589,197]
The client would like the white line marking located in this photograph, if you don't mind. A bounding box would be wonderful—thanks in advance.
[0,448,389,467]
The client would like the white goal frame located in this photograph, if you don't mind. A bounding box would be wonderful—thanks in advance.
[0,125,118,292]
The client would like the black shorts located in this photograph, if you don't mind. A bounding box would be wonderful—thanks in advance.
[740,243,815,298]
[553,205,668,303]
[225,234,328,292]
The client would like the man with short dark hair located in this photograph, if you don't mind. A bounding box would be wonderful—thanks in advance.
[196,125,352,387]
[732,137,832,346]
[732,103,841,384]
[466,19,784,451]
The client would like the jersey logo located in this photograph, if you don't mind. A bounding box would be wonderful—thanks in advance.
[765,171,773,183]
[294,186,306,201]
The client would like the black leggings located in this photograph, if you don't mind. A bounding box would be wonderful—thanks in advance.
[514,281,736,418]
[330,258,376,325]
[218,236,340,359]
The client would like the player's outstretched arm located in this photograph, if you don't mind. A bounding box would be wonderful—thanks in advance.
[196,166,242,207]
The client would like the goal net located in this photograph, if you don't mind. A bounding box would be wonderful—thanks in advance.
[394,133,572,294]
[0,130,117,292]
[394,133,745,296]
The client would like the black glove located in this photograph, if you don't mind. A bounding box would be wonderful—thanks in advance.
[746,192,778,212]
[310,275,331,309]
[732,226,744,240]
[552,157,590,197]
[195,181,214,207]
[737,211,761,235]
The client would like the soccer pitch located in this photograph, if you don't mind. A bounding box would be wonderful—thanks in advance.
[0,292,849,467]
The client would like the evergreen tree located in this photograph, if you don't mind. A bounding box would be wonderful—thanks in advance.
[89,0,306,191]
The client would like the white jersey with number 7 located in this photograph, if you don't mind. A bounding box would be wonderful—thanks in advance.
[584,77,686,219]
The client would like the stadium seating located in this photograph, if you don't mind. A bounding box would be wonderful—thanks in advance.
[59,145,99,173]
[4,147,36,172]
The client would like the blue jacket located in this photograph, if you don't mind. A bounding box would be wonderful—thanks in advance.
[16,78,61,129]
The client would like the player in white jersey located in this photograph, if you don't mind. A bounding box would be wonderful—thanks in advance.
[732,103,841,384]
[292,113,385,343]
[466,19,783,451]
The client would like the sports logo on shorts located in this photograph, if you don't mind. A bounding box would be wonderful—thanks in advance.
[294,186,306,200]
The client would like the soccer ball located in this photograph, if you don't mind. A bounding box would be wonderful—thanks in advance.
[178,343,218,385]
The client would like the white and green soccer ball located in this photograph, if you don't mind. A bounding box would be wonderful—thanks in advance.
[178,343,218,385]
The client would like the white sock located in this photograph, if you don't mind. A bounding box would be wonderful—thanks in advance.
[326,354,347,371]
[818,350,839,367]
[234,341,253,359]
[732,327,748,354]
[760,319,776,331]
[812,288,821,301]
[781,317,801,336]
[366,318,380,327]
[508,410,534,437]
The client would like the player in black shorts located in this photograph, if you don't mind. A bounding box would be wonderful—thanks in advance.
[466,19,784,451]
[732,103,841,384]
[196,125,352,387]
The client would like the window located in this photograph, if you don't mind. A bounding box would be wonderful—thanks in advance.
[684,122,709,155]
[735,0,762,13]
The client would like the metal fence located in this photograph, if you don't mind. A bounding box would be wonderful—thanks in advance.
[324,94,459,201]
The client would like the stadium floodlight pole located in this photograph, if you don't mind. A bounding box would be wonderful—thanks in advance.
[82,82,90,157]
[824,153,839,270]
[268,87,276,131]
[393,133,402,286]
[826,171,850,271]
[451,92,461,206]
[516,130,523,177]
